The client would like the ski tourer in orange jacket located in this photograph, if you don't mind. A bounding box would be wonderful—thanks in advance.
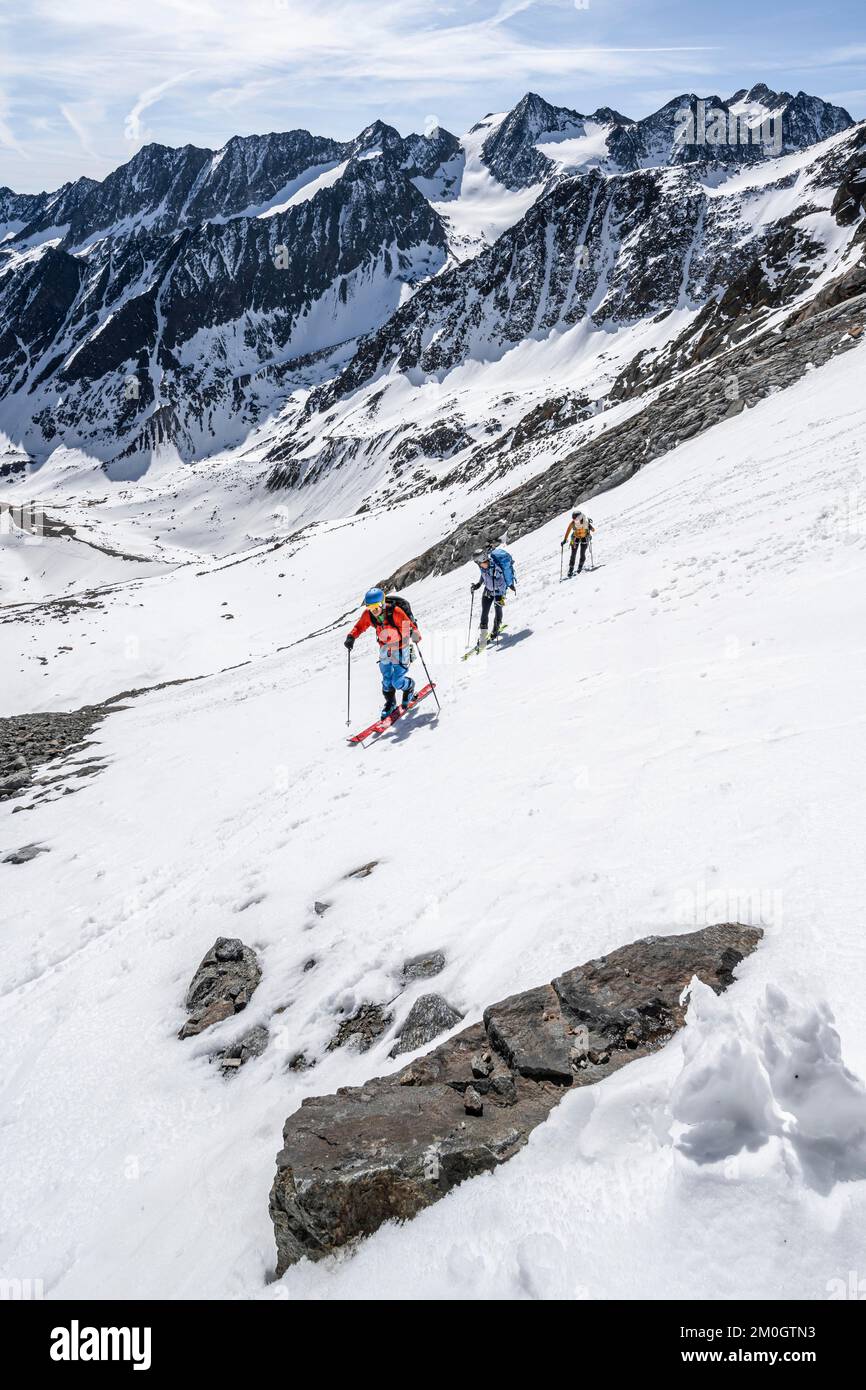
[344,588,422,716]
[562,510,595,576]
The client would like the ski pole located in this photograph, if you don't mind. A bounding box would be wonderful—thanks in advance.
[346,648,352,726]
[466,588,475,647]
[589,538,595,571]
[559,546,563,582]
[416,645,442,713]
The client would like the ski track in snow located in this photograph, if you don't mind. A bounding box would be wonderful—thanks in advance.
[1,346,866,1299]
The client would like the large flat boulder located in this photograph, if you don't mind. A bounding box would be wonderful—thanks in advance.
[269,924,761,1273]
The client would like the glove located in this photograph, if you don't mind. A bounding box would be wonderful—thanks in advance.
[344,635,354,651]
[471,581,481,593]
[561,540,566,548]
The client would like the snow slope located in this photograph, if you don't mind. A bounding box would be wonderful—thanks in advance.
[425,116,546,262]
[1,344,866,1300]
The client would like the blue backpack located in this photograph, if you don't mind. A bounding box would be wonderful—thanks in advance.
[489,547,515,588]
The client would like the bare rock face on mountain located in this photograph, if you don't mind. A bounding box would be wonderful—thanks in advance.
[389,993,464,1057]
[0,120,454,467]
[269,923,762,1274]
[178,936,262,1039]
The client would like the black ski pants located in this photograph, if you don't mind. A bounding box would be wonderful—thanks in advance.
[568,537,588,575]
[480,591,505,635]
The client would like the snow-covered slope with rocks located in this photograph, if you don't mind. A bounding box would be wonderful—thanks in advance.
[1,327,866,1299]
[1,84,865,1299]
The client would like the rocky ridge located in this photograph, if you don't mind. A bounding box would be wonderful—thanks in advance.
[383,289,866,589]
[269,922,762,1273]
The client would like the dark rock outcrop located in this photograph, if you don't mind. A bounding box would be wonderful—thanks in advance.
[0,705,113,802]
[2,843,49,865]
[0,671,203,806]
[390,993,464,1057]
[179,936,262,1039]
[269,923,761,1273]
[401,950,446,983]
[217,1023,270,1072]
[327,1002,392,1053]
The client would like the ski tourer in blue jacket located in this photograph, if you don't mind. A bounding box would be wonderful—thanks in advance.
[470,547,516,638]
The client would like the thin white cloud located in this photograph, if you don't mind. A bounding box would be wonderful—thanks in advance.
[60,102,101,162]
[0,89,25,157]
[5,0,857,191]
[124,70,199,144]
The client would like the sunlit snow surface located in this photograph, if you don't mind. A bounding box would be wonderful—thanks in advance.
[1,345,866,1299]
[421,114,546,261]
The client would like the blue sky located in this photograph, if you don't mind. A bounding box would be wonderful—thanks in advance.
[1,0,864,193]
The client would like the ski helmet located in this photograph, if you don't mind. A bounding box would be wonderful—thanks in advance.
[364,587,385,608]
[472,548,489,565]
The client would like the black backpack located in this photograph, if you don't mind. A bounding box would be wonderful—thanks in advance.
[385,593,415,623]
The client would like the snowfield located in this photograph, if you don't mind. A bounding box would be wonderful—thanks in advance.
[2,343,866,1300]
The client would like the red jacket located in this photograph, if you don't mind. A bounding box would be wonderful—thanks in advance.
[349,603,420,660]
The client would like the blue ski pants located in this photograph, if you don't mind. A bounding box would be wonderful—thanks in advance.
[379,657,413,695]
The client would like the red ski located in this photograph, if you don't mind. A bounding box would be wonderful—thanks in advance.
[347,683,436,745]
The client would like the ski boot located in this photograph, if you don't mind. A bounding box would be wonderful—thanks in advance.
[380,692,397,719]
[401,679,416,709]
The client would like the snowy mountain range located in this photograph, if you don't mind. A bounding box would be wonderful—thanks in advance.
[1,82,862,510]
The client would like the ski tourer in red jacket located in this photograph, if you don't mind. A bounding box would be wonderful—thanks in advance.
[344,588,422,718]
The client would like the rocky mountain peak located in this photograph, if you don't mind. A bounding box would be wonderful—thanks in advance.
[482,92,587,188]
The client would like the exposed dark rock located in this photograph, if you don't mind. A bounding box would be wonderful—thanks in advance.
[345,861,378,880]
[217,1023,270,1072]
[484,983,573,1083]
[269,923,762,1272]
[401,950,446,983]
[0,674,199,803]
[464,1086,484,1116]
[2,843,49,864]
[0,706,109,801]
[391,420,471,467]
[389,994,464,1057]
[313,901,331,917]
[179,936,262,1039]
[471,1051,493,1079]
[327,1002,392,1053]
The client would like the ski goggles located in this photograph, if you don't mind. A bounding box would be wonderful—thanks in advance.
[366,600,385,613]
